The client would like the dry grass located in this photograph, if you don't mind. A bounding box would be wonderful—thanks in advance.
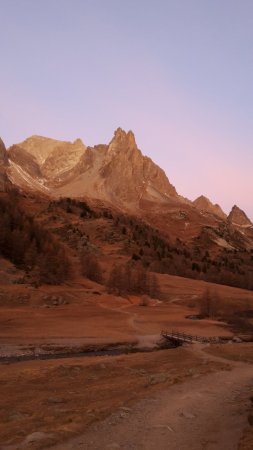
[0,348,229,449]
[204,343,253,364]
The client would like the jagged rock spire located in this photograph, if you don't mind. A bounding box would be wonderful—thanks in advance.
[108,128,137,153]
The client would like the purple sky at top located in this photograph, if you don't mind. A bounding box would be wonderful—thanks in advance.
[1,0,252,219]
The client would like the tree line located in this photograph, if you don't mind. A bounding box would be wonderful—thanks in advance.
[0,194,71,284]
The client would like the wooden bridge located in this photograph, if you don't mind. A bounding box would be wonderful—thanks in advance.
[161,330,222,346]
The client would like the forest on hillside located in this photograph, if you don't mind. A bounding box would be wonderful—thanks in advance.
[0,192,253,291]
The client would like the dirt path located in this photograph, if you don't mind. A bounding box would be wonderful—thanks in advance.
[51,350,253,450]
[99,301,141,333]
[99,300,161,347]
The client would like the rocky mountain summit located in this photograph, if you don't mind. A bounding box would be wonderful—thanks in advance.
[8,135,86,181]
[6,128,178,208]
[228,205,253,228]
[193,195,226,219]
[1,129,252,251]
[99,128,178,204]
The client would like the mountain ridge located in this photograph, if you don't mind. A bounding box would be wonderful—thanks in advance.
[1,129,252,230]
[6,128,179,209]
[0,130,253,291]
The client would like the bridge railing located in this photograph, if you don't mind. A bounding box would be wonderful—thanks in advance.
[161,330,221,344]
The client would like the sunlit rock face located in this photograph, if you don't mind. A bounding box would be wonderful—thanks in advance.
[228,205,253,228]
[7,128,178,208]
[193,195,226,220]
[100,127,178,204]
[8,135,86,180]
[7,136,87,194]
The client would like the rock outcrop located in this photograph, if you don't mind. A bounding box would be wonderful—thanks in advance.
[227,205,253,228]
[100,128,177,204]
[193,195,226,219]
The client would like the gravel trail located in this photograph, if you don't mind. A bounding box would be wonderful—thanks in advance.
[51,350,253,450]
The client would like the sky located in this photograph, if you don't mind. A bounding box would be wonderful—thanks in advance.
[0,0,252,220]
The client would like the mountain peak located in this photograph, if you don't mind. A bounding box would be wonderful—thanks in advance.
[73,138,85,147]
[193,195,226,219]
[194,195,211,205]
[109,127,137,152]
[126,130,136,146]
[114,127,127,138]
[14,135,86,168]
[228,205,252,228]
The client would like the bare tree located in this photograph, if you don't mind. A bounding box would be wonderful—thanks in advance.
[149,273,161,299]
[199,288,221,319]
[81,252,103,283]
[107,263,162,299]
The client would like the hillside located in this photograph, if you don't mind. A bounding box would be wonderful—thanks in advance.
[0,127,252,291]
[0,187,252,291]
[0,135,253,450]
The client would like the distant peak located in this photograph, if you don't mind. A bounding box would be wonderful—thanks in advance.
[228,205,252,227]
[126,130,136,146]
[19,135,61,148]
[193,195,226,219]
[194,195,211,204]
[25,135,52,141]
[230,205,244,215]
[114,127,126,138]
[73,138,86,147]
[109,127,137,151]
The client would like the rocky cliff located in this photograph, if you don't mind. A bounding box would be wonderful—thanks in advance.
[7,128,178,208]
[228,205,253,228]
[193,195,226,219]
